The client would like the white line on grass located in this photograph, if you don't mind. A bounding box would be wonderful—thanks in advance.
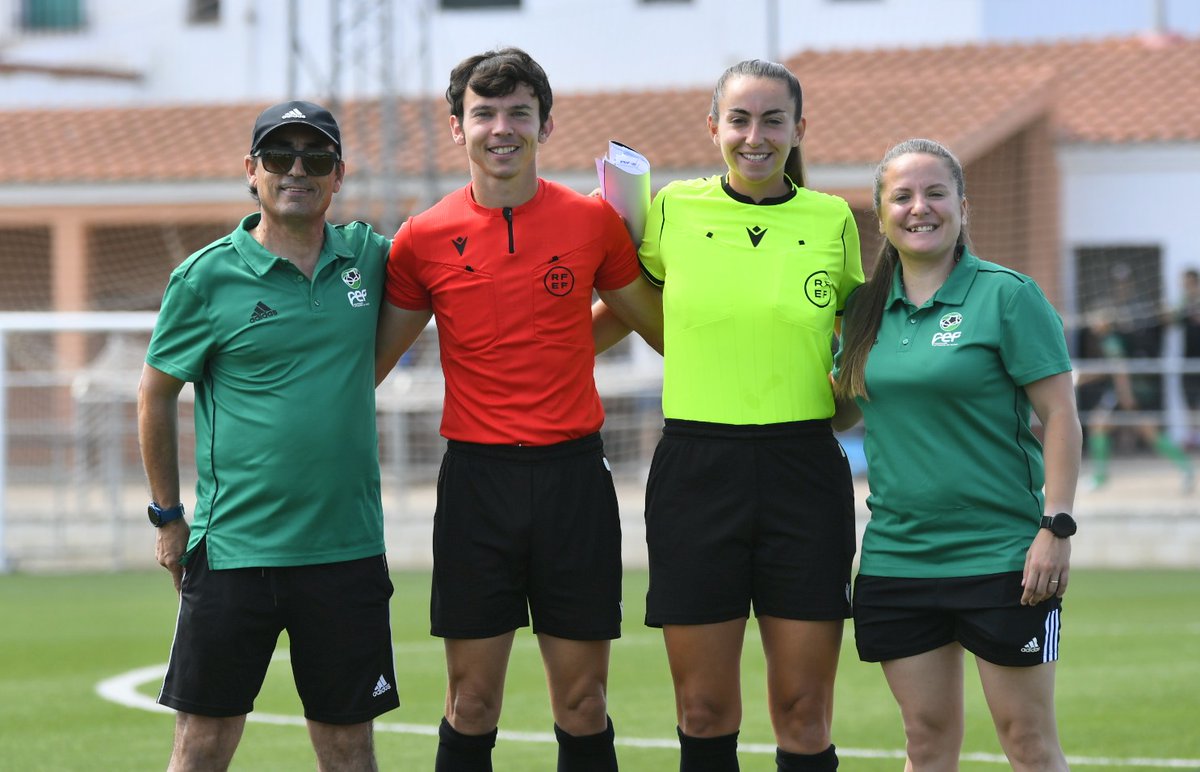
[95,665,1200,768]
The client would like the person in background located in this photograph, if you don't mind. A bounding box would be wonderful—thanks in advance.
[833,137,1080,771]
[138,101,396,770]
[375,47,662,772]
[598,59,863,771]
[1172,268,1200,446]
[1077,305,1194,491]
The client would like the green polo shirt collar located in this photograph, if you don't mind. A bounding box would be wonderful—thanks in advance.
[887,248,980,309]
[231,212,354,278]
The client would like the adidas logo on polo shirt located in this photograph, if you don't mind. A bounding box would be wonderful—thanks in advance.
[371,675,392,698]
[249,301,278,323]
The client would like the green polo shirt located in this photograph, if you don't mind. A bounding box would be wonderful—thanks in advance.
[640,175,863,424]
[146,213,389,569]
[852,251,1071,578]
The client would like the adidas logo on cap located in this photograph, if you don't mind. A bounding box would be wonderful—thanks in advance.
[250,100,342,155]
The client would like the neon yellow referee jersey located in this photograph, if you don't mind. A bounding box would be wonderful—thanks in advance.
[640,175,864,424]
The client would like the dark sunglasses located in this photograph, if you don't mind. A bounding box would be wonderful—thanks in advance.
[255,149,340,176]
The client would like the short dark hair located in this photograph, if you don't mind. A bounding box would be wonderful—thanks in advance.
[446,47,552,127]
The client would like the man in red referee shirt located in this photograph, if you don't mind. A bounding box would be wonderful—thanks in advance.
[375,48,661,771]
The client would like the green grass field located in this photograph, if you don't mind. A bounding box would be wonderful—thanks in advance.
[2,568,1198,771]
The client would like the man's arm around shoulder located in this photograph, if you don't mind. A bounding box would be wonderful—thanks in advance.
[376,302,434,385]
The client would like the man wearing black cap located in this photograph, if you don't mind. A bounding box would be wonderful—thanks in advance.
[138,100,397,769]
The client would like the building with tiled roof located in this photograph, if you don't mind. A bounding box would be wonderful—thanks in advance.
[4,3,1200,572]
[7,32,1199,183]
[5,0,1198,108]
[3,32,1197,325]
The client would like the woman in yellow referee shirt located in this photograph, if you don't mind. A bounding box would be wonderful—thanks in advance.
[611,59,864,772]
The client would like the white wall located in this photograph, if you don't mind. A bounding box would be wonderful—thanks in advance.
[0,0,973,108]
[982,0,1200,44]
[0,0,262,106]
[6,0,1200,109]
[1059,142,1200,311]
[413,0,980,95]
[6,0,1199,109]
[1059,142,1200,440]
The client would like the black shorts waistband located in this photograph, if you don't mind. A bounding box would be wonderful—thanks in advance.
[446,432,603,461]
[662,418,832,440]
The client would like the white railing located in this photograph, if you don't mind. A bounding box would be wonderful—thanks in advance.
[9,312,1199,573]
[0,312,665,573]
[0,312,156,572]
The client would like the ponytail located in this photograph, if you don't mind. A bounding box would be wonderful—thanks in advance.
[834,138,968,401]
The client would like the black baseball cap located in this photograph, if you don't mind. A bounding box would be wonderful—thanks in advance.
[250,100,342,156]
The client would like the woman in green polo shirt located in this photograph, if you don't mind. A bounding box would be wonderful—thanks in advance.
[833,138,1081,771]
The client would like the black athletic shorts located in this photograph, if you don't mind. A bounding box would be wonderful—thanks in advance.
[158,538,399,723]
[644,418,856,627]
[853,572,1063,667]
[430,432,622,640]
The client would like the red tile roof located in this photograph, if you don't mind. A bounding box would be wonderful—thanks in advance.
[788,32,1200,148]
[2,34,1197,186]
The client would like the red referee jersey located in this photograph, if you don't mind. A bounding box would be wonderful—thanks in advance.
[386,179,640,445]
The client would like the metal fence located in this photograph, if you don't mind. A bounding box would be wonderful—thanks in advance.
[0,312,663,572]
[6,312,1200,573]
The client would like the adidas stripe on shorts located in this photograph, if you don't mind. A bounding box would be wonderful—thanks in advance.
[159,538,400,723]
[852,571,1063,667]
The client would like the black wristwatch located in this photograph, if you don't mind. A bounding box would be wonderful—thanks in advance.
[148,501,185,528]
[1039,512,1077,538]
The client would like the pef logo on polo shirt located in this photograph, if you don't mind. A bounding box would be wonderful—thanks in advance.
[342,267,370,308]
[931,312,964,346]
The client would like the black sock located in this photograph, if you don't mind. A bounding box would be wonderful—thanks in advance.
[435,717,497,772]
[554,715,617,772]
[678,726,739,772]
[775,744,838,771]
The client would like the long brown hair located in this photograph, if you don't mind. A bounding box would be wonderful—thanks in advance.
[834,138,968,400]
[710,59,806,187]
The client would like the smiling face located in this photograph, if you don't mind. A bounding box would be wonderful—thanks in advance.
[708,74,804,200]
[878,151,966,265]
[245,124,343,225]
[450,83,550,202]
